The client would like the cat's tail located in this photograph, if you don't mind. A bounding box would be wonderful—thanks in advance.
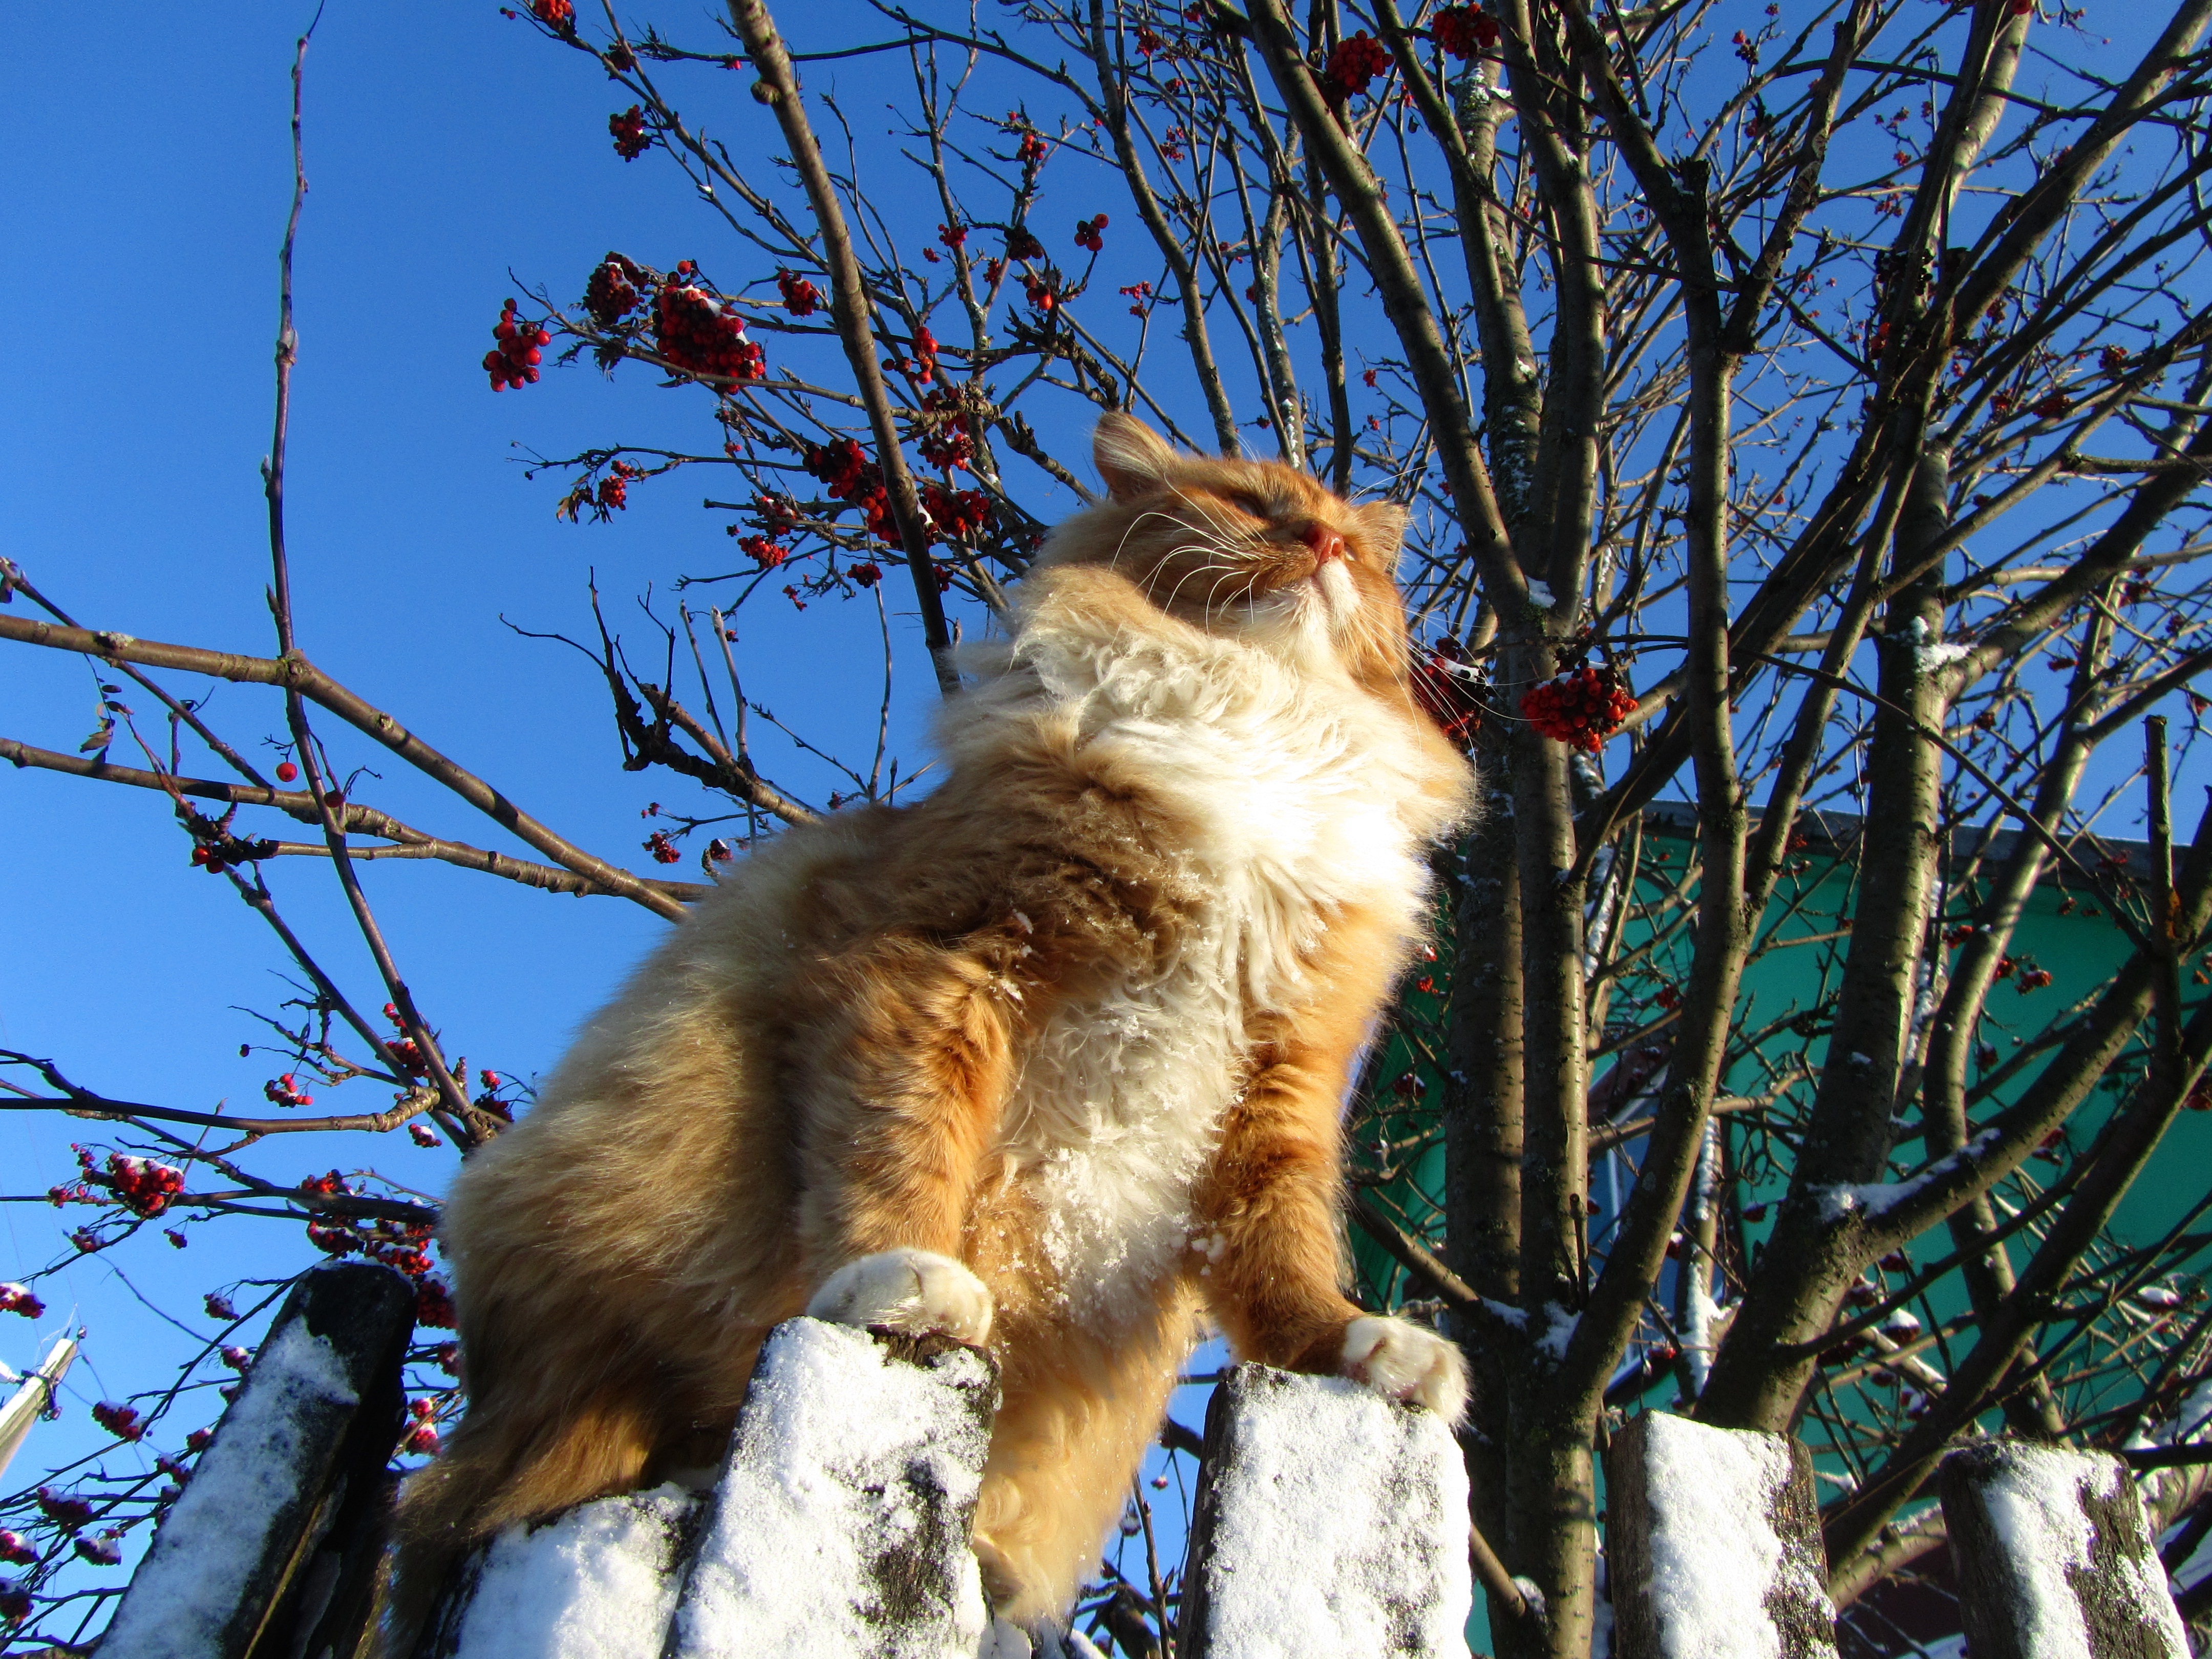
[380,1387,660,1658]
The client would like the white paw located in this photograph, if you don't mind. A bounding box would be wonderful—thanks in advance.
[806,1247,994,1345]
[1341,1314,1469,1423]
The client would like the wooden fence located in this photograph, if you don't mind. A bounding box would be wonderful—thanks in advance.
[89,1264,2199,1658]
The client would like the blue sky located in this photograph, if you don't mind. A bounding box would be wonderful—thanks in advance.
[3,0,2202,1642]
[0,0,967,1552]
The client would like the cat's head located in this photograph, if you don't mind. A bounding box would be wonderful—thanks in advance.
[1032,412,1419,696]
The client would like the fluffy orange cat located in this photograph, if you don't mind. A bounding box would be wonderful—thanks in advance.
[391,412,1474,1646]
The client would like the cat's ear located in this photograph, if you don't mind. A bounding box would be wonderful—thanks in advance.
[1355,500,1411,560]
[1094,412,1179,500]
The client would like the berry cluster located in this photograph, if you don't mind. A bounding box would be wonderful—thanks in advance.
[849,562,884,588]
[914,387,975,471]
[733,531,791,567]
[654,272,765,381]
[417,1279,457,1328]
[1519,665,1636,751]
[731,493,797,566]
[777,269,821,316]
[1014,126,1049,177]
[598,460,644,513]
[609,105,650,160]
[484,300,550,391]
[804,438,898,541]
[35,1490,94,1532]
[891,324,940,385]
[1322,32,1392,101]
[1074,214,1109,253]
[939,222,968,250]
[1006,227,1045,262]
[264,1073,314,1109]
[529,0,574,27]
[0,1532,32,1566]
[2,1582,31,1624]
[1431,6,1499,57]
[645,830,681,864]
[1022,272,1058,313]
[1411,638,1484,752]
[0,1284,42,1318]
[403,1398,441,1457]
[101,1154,185,1218]
[74,1534,122,1568]
[921,481,991,543]
[585,254,644,326]
[91,1402,145,1442]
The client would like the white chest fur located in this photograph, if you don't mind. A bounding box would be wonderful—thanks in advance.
[978,612,1440,1327]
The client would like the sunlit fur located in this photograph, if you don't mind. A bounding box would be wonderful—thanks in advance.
[388,413,1475,1639]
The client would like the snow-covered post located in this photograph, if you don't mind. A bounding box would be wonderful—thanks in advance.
[101,1262,417,1659]
[669,1318,999,1659]
[1178,1363,1472,1658]
[414,1488,708,1659]
[1603,1411,1837,1659]
[1939,1440,2188,1659]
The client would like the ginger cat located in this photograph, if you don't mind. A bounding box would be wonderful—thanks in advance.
[391,413,1474,1646]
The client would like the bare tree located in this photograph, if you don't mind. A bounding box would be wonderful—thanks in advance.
[7,0,2212,1653]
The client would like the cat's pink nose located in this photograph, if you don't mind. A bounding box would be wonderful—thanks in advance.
[1302,523,1346,564]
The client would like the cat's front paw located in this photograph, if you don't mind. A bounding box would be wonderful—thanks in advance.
[806,1247,994,1346]
[1340,1314,1469,1423]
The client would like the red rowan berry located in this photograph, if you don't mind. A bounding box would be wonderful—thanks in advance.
[74,1533,122,1568]
[1322,33,1392,102]
[275,760,299,783]
[1431,6,1500,57]
[609,105,650,160]
[484,300,550,391]
[0,1285,43,1318]
[35,1489,94,1531]
[777,269,821,316]
[1519,665,1636,751]
[653,280,765,381]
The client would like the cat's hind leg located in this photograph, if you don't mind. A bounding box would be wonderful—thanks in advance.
[967,1286,1198,1628]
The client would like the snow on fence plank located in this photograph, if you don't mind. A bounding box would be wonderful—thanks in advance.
[669,1318,999,1659]
[413,1488,705,1659]
[1939,1440,2188,1659]
[1603,1411,1837,1659]
[1178,1363,1472,1659]
[101,1262,417,1659]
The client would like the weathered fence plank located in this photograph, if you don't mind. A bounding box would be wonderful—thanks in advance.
[100,1262,416,1659]
[1603,1411,1837,1659]
[1940,1440,2188,1659]
[1178,1363,1472,1659]
[414,1488,706,1659]
[668,1317,999,1659]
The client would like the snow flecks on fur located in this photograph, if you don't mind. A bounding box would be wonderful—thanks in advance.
[1185,1366,1471,1657]
[672,1320,995,1659]
[100,1322,358,1659]
[443,1490,703,1659]
[1638,1414,1836,1659]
